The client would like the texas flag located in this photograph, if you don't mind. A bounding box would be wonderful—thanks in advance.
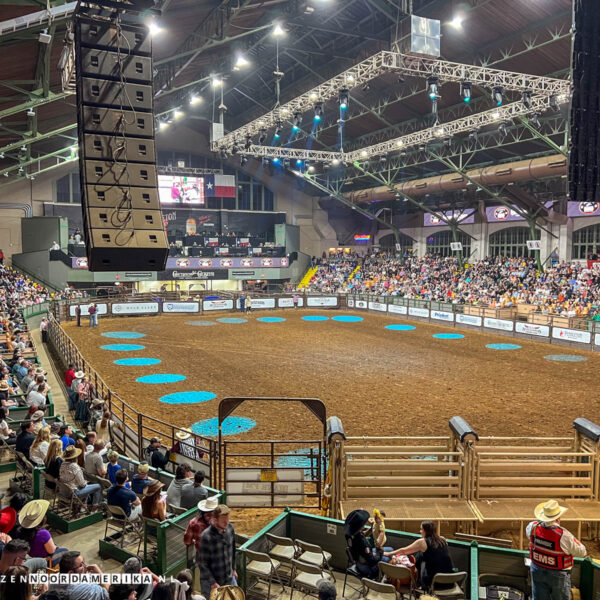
[204,174,236,197]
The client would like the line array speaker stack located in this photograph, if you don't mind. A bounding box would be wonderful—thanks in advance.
[569,0,600,203]
[75,11,168,271]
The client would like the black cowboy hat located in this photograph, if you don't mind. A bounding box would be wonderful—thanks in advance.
[344,509,370,537]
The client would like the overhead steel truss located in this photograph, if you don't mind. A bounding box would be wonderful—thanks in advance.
[212,50,570,151]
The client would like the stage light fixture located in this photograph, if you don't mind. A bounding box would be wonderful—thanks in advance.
[498,121,509,138]
[220,149,228,159]
[296,159,303,166]
[339,89,349,109]
[307,164,315,173]
[273,23,286,37]
[469,129,478,142]
[460,81,471,103]
[231,142,239,155]
[258,128,267,144]
[233,54,250,71]
[530,112,541,128]
[274,122,282,139]
[492,86,503,106]
[244,135,252,150]
[380,154,387,164]
[26,109,35,117]
[272,157,280,164]
[314,102,323,121]
[332,158,340,166]
[240,156,249,166]
[173,110,184,120]
[189,95,202,106]
[158,121,169,131]
[449,14,464,29]
[292,112,302,131]
[148,21,162,36]
[549,95,559,111]
[427,77,439,100]
[522,90,532,109]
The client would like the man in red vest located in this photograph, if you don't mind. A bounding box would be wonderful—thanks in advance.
[527,500,587,600]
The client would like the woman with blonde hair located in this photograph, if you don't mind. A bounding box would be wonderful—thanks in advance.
[29,426,51,466]
[44,439,63,490]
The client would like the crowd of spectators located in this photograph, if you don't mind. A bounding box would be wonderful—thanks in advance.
[305,252,600,317]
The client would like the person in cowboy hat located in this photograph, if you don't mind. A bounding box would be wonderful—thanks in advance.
[0,380,17,408]
[166,463,194,508]
[184,496,219,564]
[59,445,103,508]
[141,480,167,522]
[344,509,380,580]
[526,500,587,600]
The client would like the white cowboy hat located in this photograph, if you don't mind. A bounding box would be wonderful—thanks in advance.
[197,496,219,512]
[534,499,568,523]
[74,371,85,379]
[175,428,192,441]
[91,398,104,407]
[18,499,50,529]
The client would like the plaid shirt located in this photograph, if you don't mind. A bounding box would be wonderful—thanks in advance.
[199,523,236,597]
[184,516,209,551]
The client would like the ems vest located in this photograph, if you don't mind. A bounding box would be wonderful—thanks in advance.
[529,522,573,570]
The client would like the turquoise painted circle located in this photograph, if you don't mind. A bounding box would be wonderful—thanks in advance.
[101,344,145,351]
[385,324,416,331]
[185,321,217,326]
[217,318,248,324]
[302,316,329,322]
[276,447,324,479]
[486,343,522,350]
[433,333,464,340]
[159,391,216,404]
[191,417,256,437]
[544,354,587,362]
[102,331,146,339]
[332,315,363,322]
[136,373,187,384]
[114,358,162,366]
[257,317,286,323]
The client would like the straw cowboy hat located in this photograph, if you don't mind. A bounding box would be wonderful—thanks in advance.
[197,496,219,512]
[18,499,50,529]
[138,462,150,474]
[34,368,47,376]
[0,381,9,391]
[535,500,568,522]
[175,428,192,441]
[0,507,17,534]
[210,586,245,600]
[74,371,85,379]
[344,509,370,537]
[91,398,104,407]
[31,410,45,422]
[63,445,82,461]
[143,480,164,496]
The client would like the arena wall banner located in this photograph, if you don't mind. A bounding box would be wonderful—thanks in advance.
[368,301,388,312]
[347,299,355,308]
[112,302,160,315]
[69,303,108,317]
[388,304,408,315]
[409,307,429,318]
[595,333,600,346]
[552,327,591,344]
[162,302,200,313]
[431,310,454,322]
[355,300,368,309]
[306,297,338,307]
[278,297,304,308]
[515,322,550,337]
[237,298,275,310]
[456,313,482,327]
[203,299,234,311]
[484,317,514,332]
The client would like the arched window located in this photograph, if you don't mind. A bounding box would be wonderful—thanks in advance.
[488,226,540,257]
[378,232,414,253]
[426,230,471,257]
[572,224,600,259]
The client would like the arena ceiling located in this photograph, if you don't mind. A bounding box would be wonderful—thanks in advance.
[0,0,571,219]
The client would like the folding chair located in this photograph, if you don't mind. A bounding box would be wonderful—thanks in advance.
[104,505,143,548]
[56,480,89,518]
[361,578,398,600]
[41,471,58,508]
[243,548,285,600]
[379,561,416,600]
[289,559,331,600]
[342,547,362,598]
[430,572,467,599]
[294,539,335,581]
[168,503,187,516]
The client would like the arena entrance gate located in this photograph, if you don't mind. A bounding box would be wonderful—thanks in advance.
[217,397,327,509]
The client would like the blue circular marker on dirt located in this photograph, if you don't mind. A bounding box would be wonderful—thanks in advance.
[385,324,416,331]
[191,416,256,437]
[102,331,146,339]
[101,344,146,351]
[257,317,286,323]
[544,354,587,362]
[159,391,216,404]
[302,316,329,321]
[332,315,363,322]
[486,343,522,350]
[217,318,248,324]
[136,374,187,384]
[276,447,325,479]
[433,333,464,340]
[114,358,162,366]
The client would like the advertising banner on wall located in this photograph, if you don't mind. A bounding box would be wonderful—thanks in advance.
[355,300,368,309]
[307,297,338,307]
[203,299,234,311]
[483,317,514,331]
[567,201,600,218]
[69,303,108,317]
[431,310,454,322]
[278,297,304,308]
[112,302,160,315]
[160,269,229,280]
[163,302,200,313]
[409,307,429,318]
[515,322,550,337]
[456,313,482,326]
[423,209,475,227]
[347,299,355,308]
[166,257,289,270]
[552,327,591,344]
[368,301,388,312]
[237,298,275,310]
[388,304,408,315]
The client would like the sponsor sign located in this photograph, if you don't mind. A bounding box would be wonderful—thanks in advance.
[71,257,89,269]
[552,327,591,344]
[368,301,388,312]
[487,201,553,222]
[163,302,200,313]
[568,201,600,217]
[306,297,338,307]
[237,298,275,310]
[203,299,234,311]
[355,300,368,309]
[69,303,108,317]
[450,242,463,252]
[456,313,482,326]
[424,209,475,227]
[527,240,542,250]
[166,257,287,269]
[112,302,159,315]
[516,322,550,337]
[225,468,303,507]
[162,269,229,280]
[595,333,600,346]
[388,304,408,315]
[431,310,454,322]
[484,317,514,332]
[231,270,256,278]
[409,307,429,318]
[347,298,355,308]
[278,297,304,308]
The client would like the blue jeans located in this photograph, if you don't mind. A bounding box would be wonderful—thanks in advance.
[75,483,102,506]
[531,564,571,600]
[89,314,98,327]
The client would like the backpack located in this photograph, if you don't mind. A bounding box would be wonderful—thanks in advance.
[484,585,525,600]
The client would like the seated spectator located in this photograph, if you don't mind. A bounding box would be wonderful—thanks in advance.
[385,520,454,590]
[131,462,152,494]
[27,384,47,410]
[59,446,102,508]
[122,556,159,600]
[55,551,109,600]
[74,439,87,468]
[0,539,47,574]
[176,569,203,600]
[20,366,35,393]
[107,470,141,521]
[59,424,75,451]
[141,480,166,522]
[0,565,46,600]
[16,420,35,460]
[144,437,169,470]
[85,430,109,455]
[0,406,16,444]
[345,509,380,580]
[151,582,176,600]
[84,440,107,478]
[108,585,137,600]
[166,464,193,508]
[44,440,63,490]
[31,409,47,434]
[27,374,47,395]
[14,500,68,564]
[180,471,208,510]
[0,380,17,408]
[29,426,51,466]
